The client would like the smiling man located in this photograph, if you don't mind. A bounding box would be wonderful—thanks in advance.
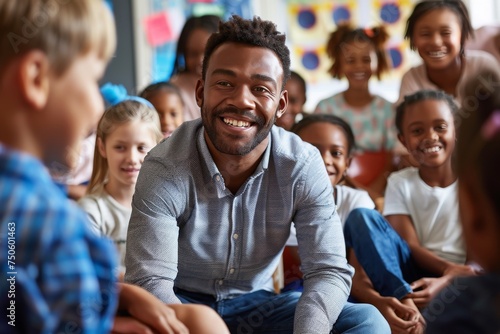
[125,15,389,334]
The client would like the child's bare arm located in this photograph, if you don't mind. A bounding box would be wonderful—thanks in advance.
[386,214,476,308]
[348,249,422,333]
[115,283,188,334]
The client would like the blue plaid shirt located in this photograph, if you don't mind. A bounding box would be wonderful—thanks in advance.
[125,119,354,333]
[0,144,117,334]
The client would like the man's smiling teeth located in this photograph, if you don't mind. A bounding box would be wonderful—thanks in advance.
[423,146,441,153]
[429,51,445,58]
[223,118,251,128]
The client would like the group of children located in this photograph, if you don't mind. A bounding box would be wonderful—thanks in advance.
[1,0,500,332]
[279,1,500,333]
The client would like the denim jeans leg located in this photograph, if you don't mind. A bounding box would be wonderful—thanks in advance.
[343,208,414,299]
[176,288,299,334]
[222,290,299,334]
[331,302,390,334]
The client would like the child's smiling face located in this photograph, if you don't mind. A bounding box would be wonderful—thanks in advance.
[398,98,456,168]
[98,120,158,188]
[147,91,184,138]
[298,122,351,187]
[339,41,377,89]
[412,8,462,71]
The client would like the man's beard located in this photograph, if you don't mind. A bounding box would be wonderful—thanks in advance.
[201,105,277,156]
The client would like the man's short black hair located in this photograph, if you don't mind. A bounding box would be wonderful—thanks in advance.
[202,15,291,90]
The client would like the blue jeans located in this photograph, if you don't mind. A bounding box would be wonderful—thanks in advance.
[344,208,433,299]
[175,288,389,333]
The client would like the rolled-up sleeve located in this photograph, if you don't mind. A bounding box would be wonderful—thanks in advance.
[124,158,182,304]
[293,149,354,333]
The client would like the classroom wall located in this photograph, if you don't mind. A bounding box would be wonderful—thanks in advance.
[101,0,137,94]
[123,0,499,109]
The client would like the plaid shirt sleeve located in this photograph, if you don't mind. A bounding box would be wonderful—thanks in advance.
[1,147,118,334]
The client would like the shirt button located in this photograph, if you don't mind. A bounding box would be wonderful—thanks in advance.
[233,233,239,240]
[216,175,221,182]
[218,280,223,285]
[229,268,235,274]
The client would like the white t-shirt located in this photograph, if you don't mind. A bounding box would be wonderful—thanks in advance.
[383,167,465,264]
[78,186,131,272]
[286,185,375,246]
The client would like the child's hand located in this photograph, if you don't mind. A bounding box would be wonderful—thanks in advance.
[409,276,449,308]
[116,283,189,334]
[444,263,479,277]
[112,314,188,334]
[374,296,423,333]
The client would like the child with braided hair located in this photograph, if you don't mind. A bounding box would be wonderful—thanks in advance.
[314,23,397,200]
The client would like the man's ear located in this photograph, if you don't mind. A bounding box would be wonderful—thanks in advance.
[276,89,289,119]
[195,78,204,108]
[97,137,107,158]
[18,50,51,111]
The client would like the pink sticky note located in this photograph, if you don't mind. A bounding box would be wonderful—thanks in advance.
[144,12,172,47]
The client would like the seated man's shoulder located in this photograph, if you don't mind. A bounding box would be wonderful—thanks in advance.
[272,125,318,162]
[146,119,202,169]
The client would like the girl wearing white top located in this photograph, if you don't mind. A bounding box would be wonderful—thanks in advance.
[79,99,162,277]
[344,90,480,333]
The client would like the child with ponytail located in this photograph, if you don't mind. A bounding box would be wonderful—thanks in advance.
[79,93,163,277]
[314,23,396,200]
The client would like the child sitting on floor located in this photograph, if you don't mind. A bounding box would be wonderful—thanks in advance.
[423,70,500,333]
[343,90,479,333]
[283,114,375,290]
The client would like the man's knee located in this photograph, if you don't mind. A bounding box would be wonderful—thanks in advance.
[357,304,390,332]
[335,303,390,334]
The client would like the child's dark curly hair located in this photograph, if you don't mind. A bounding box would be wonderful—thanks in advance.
[202,15,291,90]
[326,23,390,80]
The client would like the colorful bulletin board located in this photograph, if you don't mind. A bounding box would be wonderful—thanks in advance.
[286,0,416,84]
[142,0,252,84]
